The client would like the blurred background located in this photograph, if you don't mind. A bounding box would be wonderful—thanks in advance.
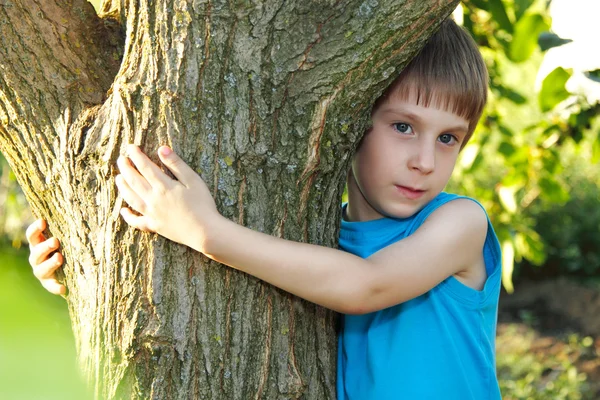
[0,0,598,399]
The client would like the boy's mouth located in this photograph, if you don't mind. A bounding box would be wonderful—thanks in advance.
[395,185,425,200]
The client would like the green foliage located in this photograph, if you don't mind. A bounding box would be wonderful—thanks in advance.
[517,137,600,278]
[487,0,514,34]
[539,67,572,112]
[0,246,90,399]
[456,0,599,290]
[0,153,31,246]
[510,13,549,62]
[497,324,594,399]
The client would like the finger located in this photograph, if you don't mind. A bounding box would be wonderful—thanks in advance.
[115,174,147,214]
[29,237,60,267]
[119,207,155,232]
[117,155,152,195]
[26,219,47,247]
[41,278,67,296]
[157,146,198,187]
[33,252,63,280]
[125,144,172,188]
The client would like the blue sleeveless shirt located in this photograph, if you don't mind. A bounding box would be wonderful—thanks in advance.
[336,192,502,400]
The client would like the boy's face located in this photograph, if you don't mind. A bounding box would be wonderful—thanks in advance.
[346,93,469,222]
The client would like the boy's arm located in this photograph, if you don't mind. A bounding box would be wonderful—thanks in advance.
[118,145,487,314]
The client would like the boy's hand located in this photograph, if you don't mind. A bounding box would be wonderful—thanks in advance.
[116,144,220,252]
[26,219,66,295]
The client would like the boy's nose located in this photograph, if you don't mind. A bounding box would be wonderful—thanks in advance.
[408,143,435,174]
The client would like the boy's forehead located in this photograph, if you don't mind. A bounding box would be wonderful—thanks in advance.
[376,85,472,123]
[375,93,470,130]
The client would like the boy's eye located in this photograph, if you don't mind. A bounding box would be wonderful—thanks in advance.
[439,133,457,145]
[393,123,413,134]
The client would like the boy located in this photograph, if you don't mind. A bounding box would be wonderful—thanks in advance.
[27,18,501,399]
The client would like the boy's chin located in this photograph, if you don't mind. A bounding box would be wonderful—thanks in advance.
[380,199,433,220]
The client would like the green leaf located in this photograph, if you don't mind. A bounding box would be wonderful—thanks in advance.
[567,106,597,141]
[538,32,573,51]
[514,0,534,21]
[538,67,571,112]
[541,149,562,175]
[502,240,515,294]
[585,69,600,83]
[498,141,516,157]
[469,153,484,172]
[495,85,527,104]
[515,231,546,266]
[593,137,600,164]
[469,0,489,10]
[538,177,570,204]
[502,172,526,188]
[509,14,550,62]
[498,124,514,137]
[488,0,513,33]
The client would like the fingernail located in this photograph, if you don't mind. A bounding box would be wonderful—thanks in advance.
[159,146,172,157]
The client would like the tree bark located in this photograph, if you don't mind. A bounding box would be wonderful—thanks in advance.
[0,0,459,398]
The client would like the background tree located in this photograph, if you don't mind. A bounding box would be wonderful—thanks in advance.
[0,0,459,398]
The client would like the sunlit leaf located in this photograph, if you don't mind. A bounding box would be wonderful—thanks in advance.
[498,185,518,214]
[593,138,600,164]
[538,67,571,112]
[502,172,526,188]
[509,14,549,62]
[515,231,546,266]
[502,240,515,294]
[538,32,573,51]
[459,144,480,169]
[514,0,534,21]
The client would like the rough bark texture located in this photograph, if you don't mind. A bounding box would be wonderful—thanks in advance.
[0,0,458,398]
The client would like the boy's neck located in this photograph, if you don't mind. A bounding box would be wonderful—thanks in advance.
[344,174,387,222]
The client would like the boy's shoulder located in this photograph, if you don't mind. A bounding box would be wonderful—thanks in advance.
[413,192,489,230]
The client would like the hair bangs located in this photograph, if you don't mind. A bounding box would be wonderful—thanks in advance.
[389,69,486,133]
[373,19,489,140]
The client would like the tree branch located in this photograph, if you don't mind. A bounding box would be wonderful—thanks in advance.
[0,0,123,155]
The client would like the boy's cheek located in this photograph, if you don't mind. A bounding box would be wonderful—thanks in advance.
[355,128,373,151]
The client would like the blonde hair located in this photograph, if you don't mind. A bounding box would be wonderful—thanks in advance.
[374,18,489,143]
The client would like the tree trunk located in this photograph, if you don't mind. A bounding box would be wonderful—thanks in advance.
[0,0,458,398]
